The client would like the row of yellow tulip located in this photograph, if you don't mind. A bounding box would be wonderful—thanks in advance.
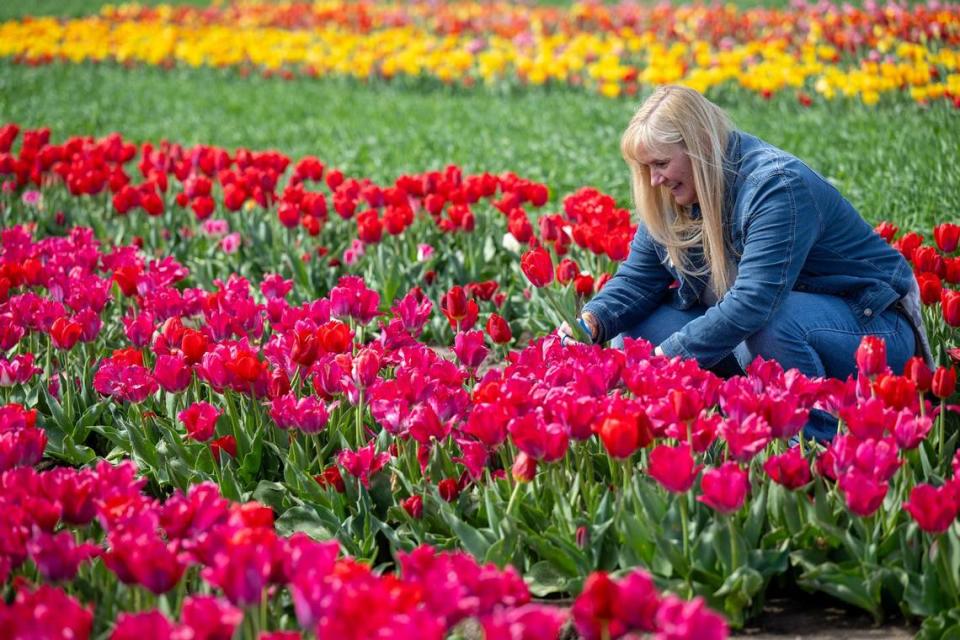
[2,1,959,105]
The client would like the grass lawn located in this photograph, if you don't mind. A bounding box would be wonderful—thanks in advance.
[2,60,957,231]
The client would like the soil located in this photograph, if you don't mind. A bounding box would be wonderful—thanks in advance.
[734,593,916,639]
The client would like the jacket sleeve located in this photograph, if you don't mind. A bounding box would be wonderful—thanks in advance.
[658,169,821,367]
[581,222,674,343]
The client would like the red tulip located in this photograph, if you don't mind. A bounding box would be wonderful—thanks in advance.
[763,447,811,490]
[934,223,960,253]
[50,316,82,350]
[932,366,957,399]
[916,272,942,306]
[178,402,221,442]
[520,247,553,288]
[315,465,345,493]
[942,289,960,327]
[556,258,579,285]
[485,313,512,344]
[838,470,887,517]
[210,435,238,461]
[904,484,958,533]
[903,356,933,392]
[572,572,624,640]
[181,329,208,364]
[511,451,537,482]
[874,221,898,243]
[401,495,423,519]
[648,443,702,493]
[438,478,460,502]
[855,335,887,377]
[698,462,749,514]
[595,415,639,459]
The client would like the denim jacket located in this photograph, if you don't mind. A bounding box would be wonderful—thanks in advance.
[582,131,928,368]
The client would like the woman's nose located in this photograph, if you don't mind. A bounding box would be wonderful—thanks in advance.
[650,170,665,188]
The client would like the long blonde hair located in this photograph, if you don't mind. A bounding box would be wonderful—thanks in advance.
[620,85,734,297]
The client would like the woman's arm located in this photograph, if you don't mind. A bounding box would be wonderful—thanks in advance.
[580,222,674,343]
[657,169,822,366]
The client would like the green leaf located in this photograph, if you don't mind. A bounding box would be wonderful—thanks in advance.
[437,500,494,561]
[796,561,882,621]
[253,480,290,512]
[275,505,336,540]
[525,561,571,597]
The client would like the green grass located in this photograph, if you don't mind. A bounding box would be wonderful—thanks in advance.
[1,60,958,231]
[0,1,212,21]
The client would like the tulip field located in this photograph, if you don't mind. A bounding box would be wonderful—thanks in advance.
[1,0,960,638]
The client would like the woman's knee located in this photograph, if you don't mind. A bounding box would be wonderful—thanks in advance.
[615,304,707,348]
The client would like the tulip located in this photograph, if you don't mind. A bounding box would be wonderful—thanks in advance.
[838,470,888,517]
[721,414,772,462]
[904,483,958,534]
[210,435,238,461]
[154,354,192,393]
[556,258,579,284]
[454,330,489,369]
[595,415,639,460]
[934,223,960,253]
[855,335,887,377]
[511,451,537,482]
[111,611,174,640]
[654,595,729,640]
[520,247,553,288]
[648,443,702,493]
[314,465,345,493]
[903,356,933,392]
[874,221,898,242]
[762,447,811,490]
[932,366,957,399]
[27,529,101,582]
[180,595,244,640]
[442,285,470,323]
[916,272,943,306]
[942,289,960,327]
[50,316,82,350]
[892,410,932,450]
[337,441,390,488]
[571,572,624,640]
[873,374,917,411]
[486,313,512,344]
[2,585,93,640]
[402,495,424,519]
[698,462,749,514]
[438,478,460,502]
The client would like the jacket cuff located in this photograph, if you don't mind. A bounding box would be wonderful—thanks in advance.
[580,302,612,345]
[659,333,693,361]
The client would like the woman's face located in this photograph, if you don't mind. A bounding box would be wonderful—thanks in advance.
[637,143,697,206]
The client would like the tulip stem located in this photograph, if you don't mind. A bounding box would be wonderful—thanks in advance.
[679,492,690,560]
[505,478,523,517]
[938,398,946,463]
[935,532,960,603]
[728,515,739,571]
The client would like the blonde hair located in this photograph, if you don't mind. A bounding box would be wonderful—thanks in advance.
[620,85,735,297]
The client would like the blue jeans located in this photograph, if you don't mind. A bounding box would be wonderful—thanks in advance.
[612,291,916,441]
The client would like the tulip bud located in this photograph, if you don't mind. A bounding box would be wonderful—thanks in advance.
[932,366,957,399]
[401,495,424,519]
[855,335,887,377]
[512,452,537,482]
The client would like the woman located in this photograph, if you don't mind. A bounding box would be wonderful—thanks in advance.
[562,85,931,440]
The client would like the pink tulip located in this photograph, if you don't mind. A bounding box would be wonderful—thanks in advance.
[698,462,749,514]
[648,443,702,493]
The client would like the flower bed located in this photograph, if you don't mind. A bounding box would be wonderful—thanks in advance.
[1,123,959,637]
[2,0,960,105]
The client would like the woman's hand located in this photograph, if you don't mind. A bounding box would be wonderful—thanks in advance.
[558,312,599,346]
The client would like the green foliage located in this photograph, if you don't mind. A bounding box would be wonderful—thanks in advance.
[1,60,958,231]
